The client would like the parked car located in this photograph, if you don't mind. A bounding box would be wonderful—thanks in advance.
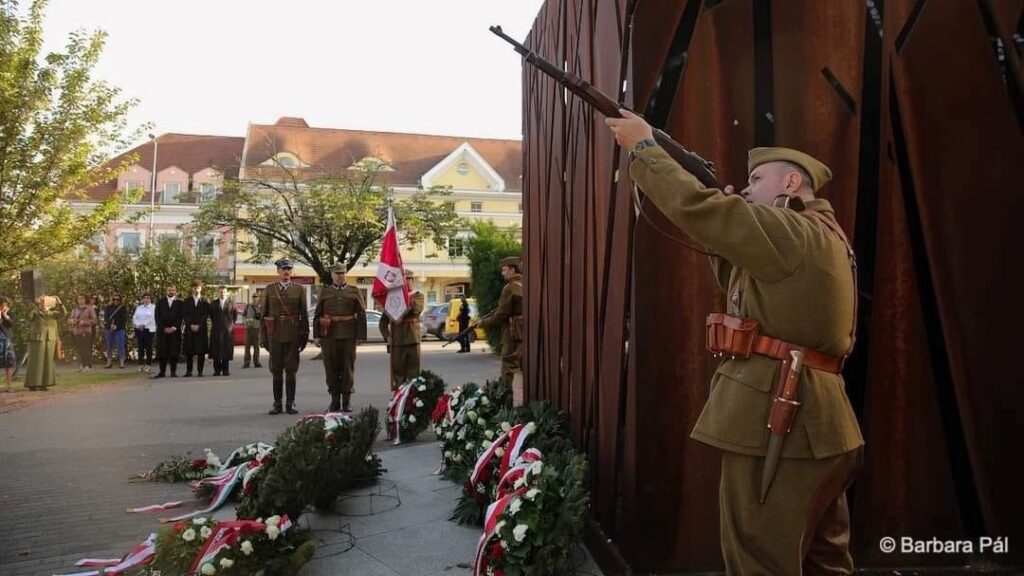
[421,303,448,340]
[307,307,387,343]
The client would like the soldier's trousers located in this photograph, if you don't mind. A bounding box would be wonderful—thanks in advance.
[244,328,260,366]
[268,342,300,405]
[389,343,420,389]
[322,338,356,395]
[719,447,863,575]
[499,339,522,383]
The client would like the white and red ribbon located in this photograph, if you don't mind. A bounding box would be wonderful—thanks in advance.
[55,533,157,576]
[389,382,415,445]
[126,500,183,514]
[472,487,528,576]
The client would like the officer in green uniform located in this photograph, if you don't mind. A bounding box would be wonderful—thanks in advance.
[313,263,366,413]
[478,256,524,383]
[379,269,425,390]
[607,111,864,575]
[24,295,66,390]
[261,258,309,415]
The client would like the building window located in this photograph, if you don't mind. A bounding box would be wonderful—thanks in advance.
[119,232,142,255]
[198,182,217,203]
[163,182,181,203]
[426,291,437,304]
[448,237,467,258]
[195,234,217,258]
[456,162,470,176]
[277,155,297,168]
[470,202,483,213]
[124,180,143,199]
[155,233,180,251]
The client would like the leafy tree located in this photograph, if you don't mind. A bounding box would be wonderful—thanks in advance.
[191,157,463,284]
[0,0,144,276]
[466,221,521,350]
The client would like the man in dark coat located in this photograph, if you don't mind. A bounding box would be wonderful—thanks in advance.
[456,294,471,353]
[182,280,211,377]
[208,285,237,376]
[153,284,184,378]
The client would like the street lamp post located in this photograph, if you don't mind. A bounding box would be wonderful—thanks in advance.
[148,133,158,244]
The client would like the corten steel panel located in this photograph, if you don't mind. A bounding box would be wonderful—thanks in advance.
[770,0,865,232]
[624,1,754,570]
[852,142,965,568]
[890,0,1024,557]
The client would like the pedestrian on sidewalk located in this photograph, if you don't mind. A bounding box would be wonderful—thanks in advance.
[68,294,98,371]
[1,297,15,392]
[456,294,471,353]
[209,285,237,376]
[153,284,184,379]
[242,293,262,368]
[103,294,127,369]
[182,280,210,377]
[25,295,66,390]
[132,293,156,372]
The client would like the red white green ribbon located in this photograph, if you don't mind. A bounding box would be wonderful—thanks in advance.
[161,462,248,522]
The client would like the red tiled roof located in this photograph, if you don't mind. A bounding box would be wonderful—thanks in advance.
[84,133,245,201]
[243,118,522,191]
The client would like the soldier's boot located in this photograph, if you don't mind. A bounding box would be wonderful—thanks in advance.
[285,377,298,414]
[184,356,194,377]
[328,393,341,413]
[196,357,205,377]
[268,377,284,415]
[341,393,352,414]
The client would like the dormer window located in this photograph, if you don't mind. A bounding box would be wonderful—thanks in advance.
[262,152,304,169]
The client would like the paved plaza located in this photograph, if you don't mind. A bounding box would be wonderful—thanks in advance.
[0,341,524,575]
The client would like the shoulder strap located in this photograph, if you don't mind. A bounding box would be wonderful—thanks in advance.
[803,210,858,359]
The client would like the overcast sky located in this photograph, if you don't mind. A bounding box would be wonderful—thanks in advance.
[41,1,546,146]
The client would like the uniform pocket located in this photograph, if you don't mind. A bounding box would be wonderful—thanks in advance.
[695,360,778,449]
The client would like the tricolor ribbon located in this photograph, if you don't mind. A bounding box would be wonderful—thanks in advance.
[55,533,157,576]
[470,422,533,489]
[495,448,542,499]
[220,442,274,470]
[161,462,249,522]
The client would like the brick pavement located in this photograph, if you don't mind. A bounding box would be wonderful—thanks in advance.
[0,342,501,575]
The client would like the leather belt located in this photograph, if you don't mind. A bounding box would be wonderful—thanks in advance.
[401,317,419,323]
[706,313,845,374]
[328,314,355,322]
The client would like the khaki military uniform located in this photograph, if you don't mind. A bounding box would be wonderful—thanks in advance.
[630,144,864,575]
[261,282,308,409]
[379,291,425,389]
[313,283,366,402]
[24,301,67,390]
[478,274,524,382]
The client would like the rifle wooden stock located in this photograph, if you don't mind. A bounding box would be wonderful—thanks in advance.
[490,25,720,189]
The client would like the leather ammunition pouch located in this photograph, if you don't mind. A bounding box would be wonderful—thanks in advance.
[706,313,845,374]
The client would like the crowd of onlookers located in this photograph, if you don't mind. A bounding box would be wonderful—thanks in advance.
[0,283,262,392]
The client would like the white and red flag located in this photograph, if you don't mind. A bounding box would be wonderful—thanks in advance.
[372,207,410,321]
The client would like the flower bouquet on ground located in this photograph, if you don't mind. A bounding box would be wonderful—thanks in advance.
[237,408,383,519]
[453,401,572,526]
[386,369,447,444]
[475,448,590,576]
[131,443,274,483]
[439,379,512,486]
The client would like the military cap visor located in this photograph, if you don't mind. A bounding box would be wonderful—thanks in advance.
[275,258,294,269]
[747,147,832,192]
[404,269,415,278]
[330,263,346,273]
[500,256,522,268]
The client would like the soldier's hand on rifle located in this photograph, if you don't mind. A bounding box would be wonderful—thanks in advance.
[605,109,654,151]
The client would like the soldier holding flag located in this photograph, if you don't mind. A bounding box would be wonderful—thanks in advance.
[379,269,425,390]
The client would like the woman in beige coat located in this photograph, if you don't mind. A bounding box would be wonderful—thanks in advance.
[25,295,66,390]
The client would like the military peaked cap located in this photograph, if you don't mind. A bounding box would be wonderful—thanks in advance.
[330,262,346,273]
[748,147,832,192]
[501,256,522,268]
[275,258,294,269]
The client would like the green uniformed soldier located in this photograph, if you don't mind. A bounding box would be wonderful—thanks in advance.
[379,269,425,390]
[261,258,309,415]
[24,295,66,390]
[313,263,367,413]
[607,111,864,575]
[478,256,524,383]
